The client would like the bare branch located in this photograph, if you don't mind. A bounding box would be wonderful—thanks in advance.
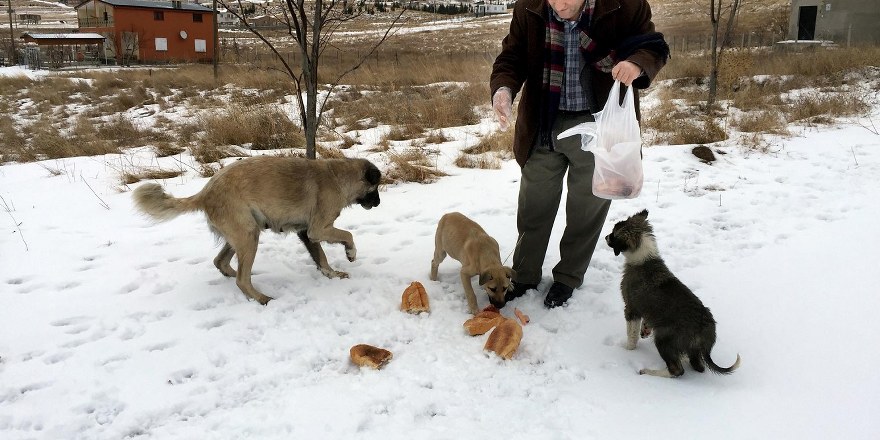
[318,8,407,123]
[0,195,28,251]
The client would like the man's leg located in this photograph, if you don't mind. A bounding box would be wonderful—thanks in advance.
[511,147,568,286]
[551,112,611,290]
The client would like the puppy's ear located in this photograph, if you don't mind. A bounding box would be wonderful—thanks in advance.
[478,271,491,286]
[506,267,516,280]
[636,209,649,219]
[365,163,381,185]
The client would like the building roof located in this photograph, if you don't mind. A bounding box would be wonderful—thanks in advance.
[21,33,107,40]
[75,0,213,13]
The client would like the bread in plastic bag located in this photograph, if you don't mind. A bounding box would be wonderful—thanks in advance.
[558,80,643,200]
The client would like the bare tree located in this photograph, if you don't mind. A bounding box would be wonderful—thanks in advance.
[707,0,741,109]
[220,0,406,159]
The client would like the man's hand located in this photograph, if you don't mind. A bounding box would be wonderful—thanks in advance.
[492,88,513,130]
[612,61,642,86]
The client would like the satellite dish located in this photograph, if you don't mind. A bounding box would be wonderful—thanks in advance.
[179,30,188,39]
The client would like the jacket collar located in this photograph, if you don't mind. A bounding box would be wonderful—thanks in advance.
[527,0,621,22]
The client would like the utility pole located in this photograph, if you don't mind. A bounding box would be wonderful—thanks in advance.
[6,0,15,65]
[212,0,218,79]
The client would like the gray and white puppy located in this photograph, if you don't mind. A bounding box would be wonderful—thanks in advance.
[605,209,741,378]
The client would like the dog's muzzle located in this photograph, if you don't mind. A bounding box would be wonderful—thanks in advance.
[358,190,380,210]
[605,233,624,256]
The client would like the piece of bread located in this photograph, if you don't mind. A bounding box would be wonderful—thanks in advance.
[350,344,393,369]
[463,310,503,336]
[484,318,523,360]
[400,281,430,314]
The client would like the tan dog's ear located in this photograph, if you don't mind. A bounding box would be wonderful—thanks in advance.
[505,267,516,280]
[478,271,491,286]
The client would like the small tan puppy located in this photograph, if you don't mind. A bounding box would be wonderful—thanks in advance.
[430,212,514,314]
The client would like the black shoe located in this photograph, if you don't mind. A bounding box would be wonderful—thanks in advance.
[544,282,574,308]
[505,281,538,302]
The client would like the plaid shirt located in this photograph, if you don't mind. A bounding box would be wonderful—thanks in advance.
[552,0,593,112]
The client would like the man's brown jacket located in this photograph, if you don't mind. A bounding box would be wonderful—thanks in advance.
[490,0,667,167]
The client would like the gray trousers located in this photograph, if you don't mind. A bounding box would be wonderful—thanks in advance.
[512,111,611,289]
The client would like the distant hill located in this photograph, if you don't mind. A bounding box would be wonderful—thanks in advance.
[1,0,792,39]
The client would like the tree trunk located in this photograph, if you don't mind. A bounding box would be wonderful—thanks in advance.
[707,0,720,109]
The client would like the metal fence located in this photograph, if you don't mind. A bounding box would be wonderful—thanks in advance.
[666,32,788,53]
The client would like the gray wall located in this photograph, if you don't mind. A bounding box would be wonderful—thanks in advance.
[789,0,880,44]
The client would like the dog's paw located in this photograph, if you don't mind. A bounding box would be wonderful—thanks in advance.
[638,368,647,375]
[320,268,350,279]
[346,246,357,262]
[625,341,637,350]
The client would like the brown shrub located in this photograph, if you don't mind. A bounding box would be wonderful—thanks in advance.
[191,142,240,165]
[424,130,451,144]
[0,117,30,162]
[96,115,171,149]
[200,104,305,150]
[731,110,788,134]
[317,145,346,159]
[667,117,728,145]
[454,153,501,169]
[0,74,32,96]
[785,92,870,123]
[384,148,446,184]
[464,129,513,156]
[384,124,425,142]
[153,142,186,157]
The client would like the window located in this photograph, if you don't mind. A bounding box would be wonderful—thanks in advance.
[193,13,203,23]
[154,11,164,21]
[155,37,168,51]
[195,39,207,53]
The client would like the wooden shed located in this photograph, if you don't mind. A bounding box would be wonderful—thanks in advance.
[19,33,107,68]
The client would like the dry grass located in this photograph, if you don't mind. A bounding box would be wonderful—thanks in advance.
[663,117,729,145]
[317,145,346,159]
[329,83,483,132]
[383,124,425,142]
[191,143,240,165]
[200,104,305,150]
[731,110,788,134]
[463,129,513,157]
[784,92,870,124]
[121,168,185,185]
[95,115,172,149]
[384,148,446,184]
[18,118,121,160]
[0,117,30,163]
[424,130,451,144]
[454,153,501,169]
[153,142,187,157]
[0,74,33,96]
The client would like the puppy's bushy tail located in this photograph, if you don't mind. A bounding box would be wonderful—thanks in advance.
[705,352,741,375]
[133,183,201,222]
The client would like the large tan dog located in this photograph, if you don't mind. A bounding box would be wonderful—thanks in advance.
[430,212,514,314]
[133,156,381,305]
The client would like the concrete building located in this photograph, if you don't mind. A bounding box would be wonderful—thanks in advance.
[789,0,880,44]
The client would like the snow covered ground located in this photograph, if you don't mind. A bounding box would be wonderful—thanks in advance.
[1,67,880,438]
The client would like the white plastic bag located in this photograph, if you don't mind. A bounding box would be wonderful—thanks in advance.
[558,80,643,200]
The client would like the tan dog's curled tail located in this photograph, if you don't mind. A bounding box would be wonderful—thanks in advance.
[133,183,201,222]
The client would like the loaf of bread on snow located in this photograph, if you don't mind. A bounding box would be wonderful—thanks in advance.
[350,344,393,369]
[484,318,523,360]
[463,309,503,336]
[400,281,430,314]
